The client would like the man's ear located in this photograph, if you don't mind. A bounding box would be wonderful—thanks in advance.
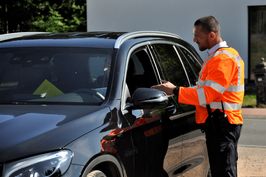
[209,32,217,40]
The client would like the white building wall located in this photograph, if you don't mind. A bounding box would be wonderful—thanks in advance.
[87,0,266,78]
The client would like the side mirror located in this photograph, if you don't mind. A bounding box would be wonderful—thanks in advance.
[131,88,168,109]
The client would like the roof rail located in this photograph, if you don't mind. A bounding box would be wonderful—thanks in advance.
[0,32,47,41]
[114,31,181,49]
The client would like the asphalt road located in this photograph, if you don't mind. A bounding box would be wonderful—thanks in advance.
[239,116,266,146]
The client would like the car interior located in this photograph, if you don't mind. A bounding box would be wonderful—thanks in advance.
[126,49,158,95]
[0,51,109,104]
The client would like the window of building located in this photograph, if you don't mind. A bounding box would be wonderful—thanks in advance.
[249,6,266,80]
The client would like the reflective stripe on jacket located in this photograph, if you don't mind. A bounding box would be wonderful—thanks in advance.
[178,47,244,124]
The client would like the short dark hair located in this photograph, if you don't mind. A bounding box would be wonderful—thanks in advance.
[194,16,220,34]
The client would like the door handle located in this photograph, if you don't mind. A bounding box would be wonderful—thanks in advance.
[166,104,176,115]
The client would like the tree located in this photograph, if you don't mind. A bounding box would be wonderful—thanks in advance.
[31,0,86,32]
[0,0,86,33]
[0,0,34,33]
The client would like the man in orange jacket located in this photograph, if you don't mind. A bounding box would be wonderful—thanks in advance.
[153,16,244,177]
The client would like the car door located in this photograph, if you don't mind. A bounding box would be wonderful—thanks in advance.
[120,46,169,177]
[173,44,209,177]
[150,42,208,177]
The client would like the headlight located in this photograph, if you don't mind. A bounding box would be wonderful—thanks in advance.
[3,150,73,177]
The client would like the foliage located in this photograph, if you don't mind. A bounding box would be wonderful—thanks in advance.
[0,0,86,33]
[242,94,256,108]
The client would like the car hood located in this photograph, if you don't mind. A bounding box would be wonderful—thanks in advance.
[0,104,111,162]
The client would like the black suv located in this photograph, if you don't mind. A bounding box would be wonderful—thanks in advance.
[0,31,209,177]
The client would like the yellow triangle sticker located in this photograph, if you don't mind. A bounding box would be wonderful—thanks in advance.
[33,79,63,98]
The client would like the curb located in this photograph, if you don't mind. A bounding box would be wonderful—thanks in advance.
[242,108,266,118]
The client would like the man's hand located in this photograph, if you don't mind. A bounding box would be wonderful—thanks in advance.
[152,81,176,95]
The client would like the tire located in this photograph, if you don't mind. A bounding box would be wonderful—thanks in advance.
[87,170,107,177]
[81,155,123,177]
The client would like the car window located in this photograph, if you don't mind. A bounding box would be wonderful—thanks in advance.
[126,47,158,94]
[0,47,112,105]
[151,43,195,113]
[151,44,190,87]
[175,46,202,85]
[89,54,110,89]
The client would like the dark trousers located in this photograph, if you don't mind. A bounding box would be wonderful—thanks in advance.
[204,110,242,177]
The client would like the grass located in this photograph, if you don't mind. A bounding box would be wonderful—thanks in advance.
[242,94,256,108]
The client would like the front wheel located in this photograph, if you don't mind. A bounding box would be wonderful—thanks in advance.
[87,170,107,177]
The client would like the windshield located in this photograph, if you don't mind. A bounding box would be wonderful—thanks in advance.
[0,47,113,105]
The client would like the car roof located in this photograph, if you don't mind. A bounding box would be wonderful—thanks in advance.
[0,31,181,49]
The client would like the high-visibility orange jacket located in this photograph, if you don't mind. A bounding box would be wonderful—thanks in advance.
[178,47,245,124]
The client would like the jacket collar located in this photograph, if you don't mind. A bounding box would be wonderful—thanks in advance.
[207,41,228,56]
